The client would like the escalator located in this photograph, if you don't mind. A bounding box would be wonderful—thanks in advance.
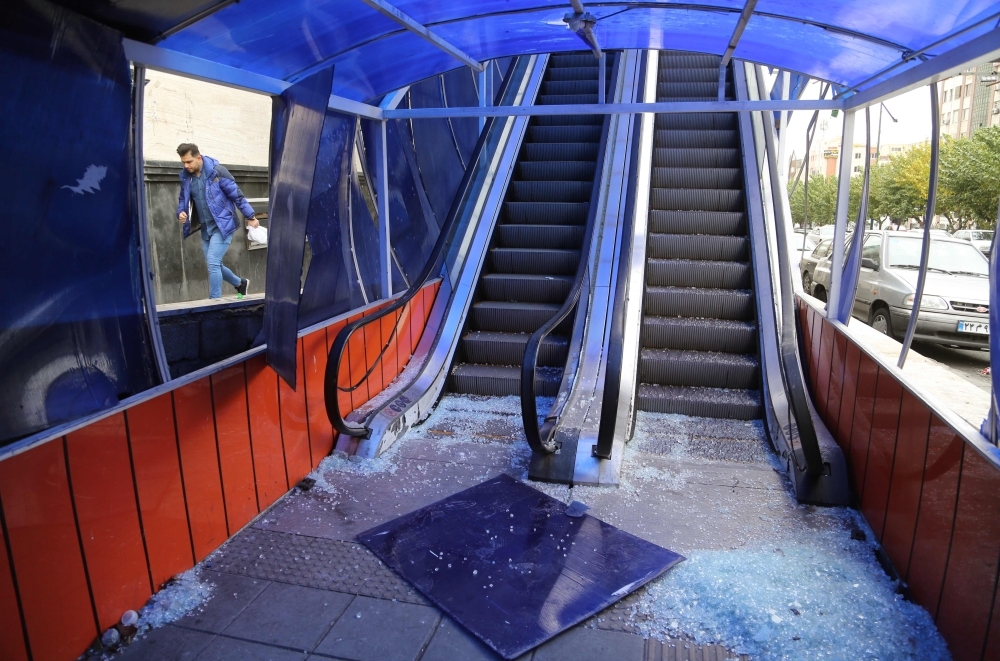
[448,53,614,396]
[636,52,764,420]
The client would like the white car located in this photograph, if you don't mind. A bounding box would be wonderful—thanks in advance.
[952,229,993,255]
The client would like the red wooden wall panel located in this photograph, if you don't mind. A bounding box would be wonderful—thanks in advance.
[211,365,259,531]
[908,418,964,618]
[303,327,336,462]
[327,320,353,419]
[398,299,414,359]
[362,309,384,400]
[245,354,288,509]
[0,440,97,661]
[65,415,152,630]
[825,331,847,432]
[0,507,29,661]
[815,320,834,420]
[347,313,369,411]
[410,287,427,353]
[808,307,822,395]
[381,310,401,387]
[848,355,879,495]
[880,391,931,578]
[279,357,313,486]
[125,396,194,588]
[936,447,1000,661]
[861,369,903,540]
[173,382,229,560]
[835,341,862,456]
[985,571,1000,660]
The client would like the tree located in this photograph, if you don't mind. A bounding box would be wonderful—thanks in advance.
[788,174,838,229]
[940,125,1000,228]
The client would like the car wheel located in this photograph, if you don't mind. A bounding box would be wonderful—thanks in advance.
[814,287,827,302]
[802,272,812,293]
[870,305,895,339]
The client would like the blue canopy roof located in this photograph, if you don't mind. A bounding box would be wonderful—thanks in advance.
[125,0,999,102]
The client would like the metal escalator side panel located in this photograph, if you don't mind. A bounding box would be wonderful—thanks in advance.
[352,55,549,459]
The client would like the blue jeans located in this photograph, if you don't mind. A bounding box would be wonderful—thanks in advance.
[201,231,241,298]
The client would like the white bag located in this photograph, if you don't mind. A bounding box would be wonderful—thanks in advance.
[247,225,268,245]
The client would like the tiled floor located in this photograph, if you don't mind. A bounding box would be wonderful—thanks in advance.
[118,396,771,661]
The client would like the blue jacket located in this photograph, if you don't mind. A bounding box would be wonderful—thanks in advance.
[177,155,256,239]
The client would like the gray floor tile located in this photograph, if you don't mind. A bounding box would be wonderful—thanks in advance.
[223,582,353,650]
[178,570,270,633]
[313,595,440,661]
[533,627,645,661]
[117,625,215,660]
[194,636,309,660]
[421,617,525,661]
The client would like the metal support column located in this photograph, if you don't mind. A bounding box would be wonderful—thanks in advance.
[478,64,491,132]
[827,109,856,317]
[377,120,392,297]
[598,52,606,103]
[777,71,790,185]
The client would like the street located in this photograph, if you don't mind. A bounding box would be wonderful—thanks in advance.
[910,341,991,393]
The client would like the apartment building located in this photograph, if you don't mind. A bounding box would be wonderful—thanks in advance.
[937,60,1000,139]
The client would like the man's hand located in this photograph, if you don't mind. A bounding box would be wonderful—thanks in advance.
[178,211,188,223]
[247,217,260,228]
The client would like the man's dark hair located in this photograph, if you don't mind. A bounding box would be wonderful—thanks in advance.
[176,143,200,157]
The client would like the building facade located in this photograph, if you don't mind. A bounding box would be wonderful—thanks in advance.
[937,60,1000,139]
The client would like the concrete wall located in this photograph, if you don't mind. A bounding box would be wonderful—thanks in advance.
[145,160,269,304]
[159,302,264,378]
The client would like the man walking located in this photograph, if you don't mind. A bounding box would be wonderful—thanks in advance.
[176,143,259,299]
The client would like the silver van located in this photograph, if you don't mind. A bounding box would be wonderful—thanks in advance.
[812,230,990,348]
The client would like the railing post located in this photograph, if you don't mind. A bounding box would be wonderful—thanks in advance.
[377,120,392,297]
[598,52,606,104]
[828,109,856,318]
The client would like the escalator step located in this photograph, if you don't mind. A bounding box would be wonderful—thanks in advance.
[654,130,739,148]
[649,188,744,212]
[644,286,754,320]
[546,67,600,81]
[529,125,603,143]
[504,201,589,225]
[637,383,763,419]
[640,348,760,389]
[651,167,742,189]
[537,94,599,105]
[491,248,581,275]
[655,114,737,131]
[657,82,730,98]
[642,317,757,353]
[646,259,751,289]
[449,363,563,397]
[518,161,596,181]
[648,210,747,235]
[471,301,561,333]
[498,224,584,250]
[522,143,599,161]
[550,54,603,67]
[481,273,574,303]
[657,67,721,83]
[653,148,740,169]
[542,80,600,96]
[647,234,749,261]
[658,53,721,68]
[511,181,593,203]
[534,114,604,126]
[461,331,569,367]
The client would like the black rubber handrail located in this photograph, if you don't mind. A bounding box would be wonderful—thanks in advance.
[521,52,620,455]
[325,58,524,438]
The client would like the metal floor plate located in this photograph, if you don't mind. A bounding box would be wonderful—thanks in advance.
[358,474,684,659]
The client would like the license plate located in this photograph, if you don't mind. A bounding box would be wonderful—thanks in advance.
[957,320,989,335]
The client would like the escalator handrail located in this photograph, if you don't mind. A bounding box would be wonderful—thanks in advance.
[520,53,620,455]
[325,59,524,439]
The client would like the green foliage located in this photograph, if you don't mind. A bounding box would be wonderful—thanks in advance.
[940,125,1000,228]
[788,174,838,229]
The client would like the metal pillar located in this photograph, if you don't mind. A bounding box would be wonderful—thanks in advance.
[377,120,392,297]
[478,64,492,132]
[898,84,942,368]
[598,52,606,103]
[777,71,790,185]
[827,109,856,318]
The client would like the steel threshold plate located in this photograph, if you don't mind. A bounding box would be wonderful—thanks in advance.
[358,474,684,659]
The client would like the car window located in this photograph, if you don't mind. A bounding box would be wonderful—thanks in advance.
[954,231,967,239]
[803,235,818,250]
[862,234,882,262]
[812,239,832,258]
[886,237,989,276]
[972,230,994,241]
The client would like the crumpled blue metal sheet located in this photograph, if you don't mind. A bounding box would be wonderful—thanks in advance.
[0,0,158,446]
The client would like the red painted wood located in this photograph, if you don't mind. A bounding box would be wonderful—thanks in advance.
[825,331,848,433]
[880,390,931,578]
[278,361,312,487]
[303,327,335,464]
[936,447,1000,661]
[245,355,289,509]
[0,440,97,661]
[66,415,152,630]
[173,381,229,560]
[847,354,879,495]
[347,314,369,411]
[124,396,194,588]
[326,320,353,419]
[907,417,964,617]
[808,307,822,396]
[381,309,401,387]
[398,299,414,360]
[984,580,1000,660]
[410,286,427,351]
[835,341,861,455]
[815,320,834,420]
[861,368,903,540]
[0,507,29,661]
[363,308,384,401]
[210,365,259,531]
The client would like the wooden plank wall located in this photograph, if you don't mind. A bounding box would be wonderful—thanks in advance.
[0,281,439,661]
[797,296,1000,661]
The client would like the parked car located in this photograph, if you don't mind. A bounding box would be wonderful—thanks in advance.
[800,237,833,296]
[808,225,836,240]
[793,232,819,273]
[814,231,989,348]
[952,229,994,255]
